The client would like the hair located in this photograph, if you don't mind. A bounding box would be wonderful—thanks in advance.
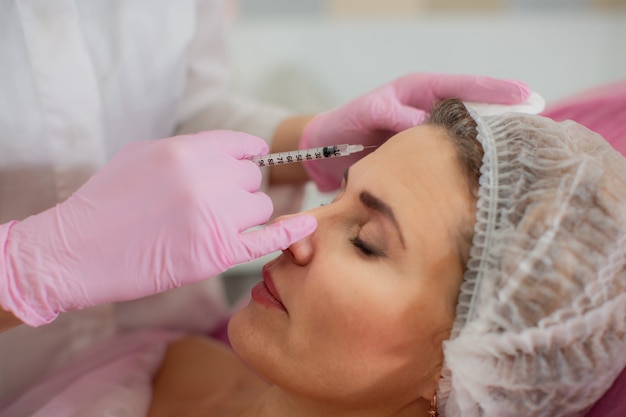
[426,98,482,265]
[427,98,482,200]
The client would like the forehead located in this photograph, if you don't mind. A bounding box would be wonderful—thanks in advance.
[351,125,464,187]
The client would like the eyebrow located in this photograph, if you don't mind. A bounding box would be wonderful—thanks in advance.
[344,169,406,248]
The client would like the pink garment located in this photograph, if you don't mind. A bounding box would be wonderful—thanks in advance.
[542,79,626,155]
[585,366,626,417]
[0,329,183,417]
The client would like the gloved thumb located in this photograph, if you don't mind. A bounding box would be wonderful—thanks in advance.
[237,215,317,262]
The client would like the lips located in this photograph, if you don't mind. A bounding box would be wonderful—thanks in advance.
[250,264,288,312]
[262,265,285,308]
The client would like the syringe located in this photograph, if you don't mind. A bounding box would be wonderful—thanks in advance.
[250,144,376,167]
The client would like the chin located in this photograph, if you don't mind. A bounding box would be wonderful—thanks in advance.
[226,308,248,356]
[227,307,266,362]
[227,307,289,386]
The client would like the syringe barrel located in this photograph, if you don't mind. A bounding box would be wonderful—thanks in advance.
[250,144,369,167]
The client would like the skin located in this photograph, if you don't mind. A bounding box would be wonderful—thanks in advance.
[149,124,477,417]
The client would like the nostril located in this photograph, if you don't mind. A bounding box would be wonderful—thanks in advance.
[283,230,315,266]
[281,246,295,262]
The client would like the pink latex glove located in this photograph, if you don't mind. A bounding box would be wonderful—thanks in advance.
[301,73,531,191]
[0,131,317,327]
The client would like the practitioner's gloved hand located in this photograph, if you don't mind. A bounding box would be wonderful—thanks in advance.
[301,73,531,192]
[0,131,317,326]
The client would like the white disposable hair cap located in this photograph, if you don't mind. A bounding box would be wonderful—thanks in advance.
[437,110,626,417]
[464,91,545,117]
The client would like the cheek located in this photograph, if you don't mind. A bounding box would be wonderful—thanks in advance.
[289,273,448,397]
[291,264,424,357]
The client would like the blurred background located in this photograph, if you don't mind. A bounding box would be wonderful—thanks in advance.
[220,0,626,300]
[224,0,625,112]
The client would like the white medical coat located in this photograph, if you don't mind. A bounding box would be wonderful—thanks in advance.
[0,0,300,407]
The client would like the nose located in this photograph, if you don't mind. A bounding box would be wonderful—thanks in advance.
[275,205,327,266]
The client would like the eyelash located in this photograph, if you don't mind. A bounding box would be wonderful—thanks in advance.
[318,199,382,258]
[350,236,382,258]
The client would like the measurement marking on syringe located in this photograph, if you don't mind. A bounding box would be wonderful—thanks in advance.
[251,144,375,167]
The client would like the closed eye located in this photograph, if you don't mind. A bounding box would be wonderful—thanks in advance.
[350,236,384,257]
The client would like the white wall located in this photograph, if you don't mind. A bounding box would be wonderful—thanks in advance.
[226,12,626,112]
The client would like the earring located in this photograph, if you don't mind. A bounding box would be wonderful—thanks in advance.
[428,393,438,417]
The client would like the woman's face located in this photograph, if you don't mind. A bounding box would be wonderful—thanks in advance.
[229,125,476,410]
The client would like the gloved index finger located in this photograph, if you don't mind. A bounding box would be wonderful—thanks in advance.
[395,73,532,108]
[434,75,531,104]
[236,215,317,262]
